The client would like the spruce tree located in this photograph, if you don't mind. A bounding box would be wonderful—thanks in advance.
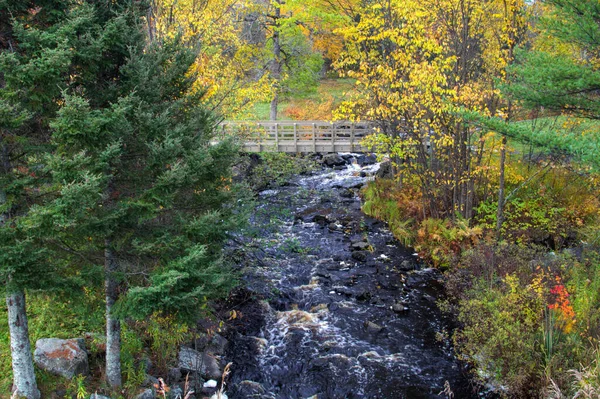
[1,1,78,397]
[2,0,242,394]
[507,0,600,119]
[38,3,241,390]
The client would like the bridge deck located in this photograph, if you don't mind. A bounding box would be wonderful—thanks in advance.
[220,121,375,153]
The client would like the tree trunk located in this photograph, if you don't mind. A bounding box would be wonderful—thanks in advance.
[7,289,40,399]
[496,135,507,240]
[105,240,122,388]
[269,1,282,121]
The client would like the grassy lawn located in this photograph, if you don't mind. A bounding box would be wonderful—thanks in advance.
[238,78,356,121]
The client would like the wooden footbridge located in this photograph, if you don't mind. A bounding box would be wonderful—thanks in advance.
[220,121,376,153]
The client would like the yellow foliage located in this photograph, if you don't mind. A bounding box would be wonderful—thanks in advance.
[151,0,273,118]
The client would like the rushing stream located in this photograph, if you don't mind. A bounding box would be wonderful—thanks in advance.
[223,155,478,399]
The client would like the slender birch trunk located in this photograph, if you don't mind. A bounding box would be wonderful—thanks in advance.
[105,240,121,388]
[6,289,40,399]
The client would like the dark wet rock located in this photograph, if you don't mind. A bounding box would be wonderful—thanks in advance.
[34,338,89,378]
[323,153,346,167]
[406,274,428,288]
[335,286,354,297]
[341,153,354,160]
[313,214,329,226]
[294,207,330,225]
[332,178,366,189]
[142,374,159,388]
[376,161,393,179]
[365,321,384,334]
[329,303,339,311]
[167,367,182,383]
[357,154,377,166]
[392,303,408,313]
[356,290,372,301]
[333,165,347,171]
[351,250,368,262]
[233,153,262,184]
[315,271,331,279]
[235,380,266,398]
[421,294,436,302]
[398,260,415,271]
[339,188,354,198]
[207,334,228,356]
[351,241,370,251]
[328,222,339,231]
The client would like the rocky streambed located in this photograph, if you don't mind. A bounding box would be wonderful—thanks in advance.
[218,154,479,399]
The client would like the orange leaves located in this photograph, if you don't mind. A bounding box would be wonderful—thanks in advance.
[548,276,576,333]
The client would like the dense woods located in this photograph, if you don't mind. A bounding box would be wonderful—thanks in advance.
[1,0,600,398]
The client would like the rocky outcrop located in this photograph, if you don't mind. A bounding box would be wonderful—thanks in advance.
[178,346,222,379]
[34,338,88,378]
[357,154,377,166]
[376,161,393,179]
[322,153,346,167]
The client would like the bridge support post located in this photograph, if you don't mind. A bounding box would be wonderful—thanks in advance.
[331,122,335,153]
[312,123,316,153]
[275,123,279,152]
[294,123,298,153]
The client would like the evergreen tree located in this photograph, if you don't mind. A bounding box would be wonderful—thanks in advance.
[507,0,600,119]
[37,3,242,390]
[1,1,78,397]
[485,0,600,170]
[2,0,242,393]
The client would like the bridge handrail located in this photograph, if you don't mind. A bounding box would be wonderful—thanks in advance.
[218,120,377,153]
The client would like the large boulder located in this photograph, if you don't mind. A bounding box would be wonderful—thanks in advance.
[34,338,88,378]
[357,154,377,166]
[322,153,346,167]
[376,161,393,179]
[178,346,222,379]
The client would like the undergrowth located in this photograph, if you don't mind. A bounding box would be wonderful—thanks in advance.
[361,156,600,397]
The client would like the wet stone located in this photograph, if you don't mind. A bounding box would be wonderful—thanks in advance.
[351,250,368,262]
[235,380,266,398]
[339,189,354,198]
[322,153,346,167]
[392,303,408,313]
[365,321,384,334]
[356,290,372,301]
[351,241,370,251]
[398,260,415,271]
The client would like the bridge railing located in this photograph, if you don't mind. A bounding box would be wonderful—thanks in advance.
[220,121,376,153]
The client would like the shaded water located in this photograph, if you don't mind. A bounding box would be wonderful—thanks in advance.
[224,157,479,399]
